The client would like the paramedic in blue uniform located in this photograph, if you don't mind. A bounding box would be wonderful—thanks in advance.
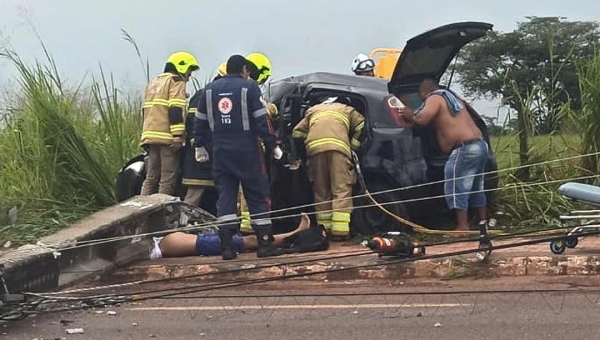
[193,54,285,260]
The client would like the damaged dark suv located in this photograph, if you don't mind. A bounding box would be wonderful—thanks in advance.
[265,22,498,234]
[116,21,498,235]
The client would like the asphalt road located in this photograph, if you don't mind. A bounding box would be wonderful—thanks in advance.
[4,277,600,340]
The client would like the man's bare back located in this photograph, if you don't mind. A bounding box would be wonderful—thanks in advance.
[427,95,483,154]
[397,79,490,232]
[397,78,483,154]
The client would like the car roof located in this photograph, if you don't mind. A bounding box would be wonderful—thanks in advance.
[266,72,389,103]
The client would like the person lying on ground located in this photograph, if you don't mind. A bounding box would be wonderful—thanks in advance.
[150,213,326,259]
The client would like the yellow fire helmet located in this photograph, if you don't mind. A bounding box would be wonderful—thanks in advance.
[217,62,227,77]
[166,51,200,75]
[246,52,272,84]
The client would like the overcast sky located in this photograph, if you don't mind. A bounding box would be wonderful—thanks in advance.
[1,0,599,119]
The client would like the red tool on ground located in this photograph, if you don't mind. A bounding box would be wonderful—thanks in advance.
[366,232,426,258]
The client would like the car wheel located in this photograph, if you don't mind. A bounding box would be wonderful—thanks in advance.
[351,191,411,236]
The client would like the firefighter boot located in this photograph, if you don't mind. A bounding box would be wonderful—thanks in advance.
[256,233,285,258]
[219,229,238,261]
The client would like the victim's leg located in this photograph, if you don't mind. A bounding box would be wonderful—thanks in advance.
[242,213,311,250]
[159,232,198,257]
[274,213,311,244]
[240,170,285,257]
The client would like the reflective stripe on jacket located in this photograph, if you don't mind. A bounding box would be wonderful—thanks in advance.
[291,102,365,158]
[182,90,214,186]
[194,75,278,153]
[141,73,187,145]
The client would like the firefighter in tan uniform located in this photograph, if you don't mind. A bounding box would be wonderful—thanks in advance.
[292,96,365,238]
[140,51,200,196]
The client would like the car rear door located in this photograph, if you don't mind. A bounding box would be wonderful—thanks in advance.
[387,21,493,100]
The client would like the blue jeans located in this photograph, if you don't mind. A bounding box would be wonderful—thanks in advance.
[195,233,246,256]
[444,139,489,211]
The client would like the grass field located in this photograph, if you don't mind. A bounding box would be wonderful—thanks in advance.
[491,134,581,170]
[489,134,591,229]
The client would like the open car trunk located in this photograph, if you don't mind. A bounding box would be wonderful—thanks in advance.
[388,21,493,100]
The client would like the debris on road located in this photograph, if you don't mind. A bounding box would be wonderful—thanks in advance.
[434,322,442,328]
[119,201,143,208]
[106,311,117,316]
[66,328,84,334]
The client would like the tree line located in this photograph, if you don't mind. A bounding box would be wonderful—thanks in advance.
[457,16,600,180]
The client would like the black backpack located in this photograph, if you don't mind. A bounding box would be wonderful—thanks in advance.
[284,224,329,254]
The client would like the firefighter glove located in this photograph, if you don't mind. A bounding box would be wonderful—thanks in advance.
[195,147,209,163]
[284,159,302,171]
[273,146,283,160]
[266,103,278,117]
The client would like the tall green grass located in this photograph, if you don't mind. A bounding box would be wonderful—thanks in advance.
[0,49,141,244]
[566,51,600,184]
[487,82,574,227]
[481,42,600,229]
[489,51,600,229]
[491,134,582,228]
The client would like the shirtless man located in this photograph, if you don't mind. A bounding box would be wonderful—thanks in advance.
[398,78,489,231]
[150,213,312,258]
